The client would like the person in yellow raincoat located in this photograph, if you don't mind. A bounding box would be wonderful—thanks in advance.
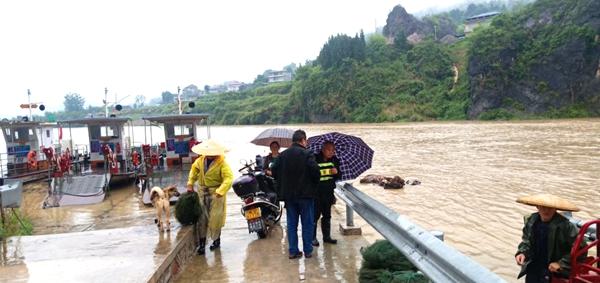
[187,139,234,255]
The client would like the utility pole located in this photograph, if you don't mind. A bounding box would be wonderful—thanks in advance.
[104,87,108,118]
[27,89,32,120]
[177,86,182,115]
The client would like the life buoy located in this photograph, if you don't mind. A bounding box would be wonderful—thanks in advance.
[132,150,140,167]
[150,152,159,166]
[27,150,38,169]
[41,146,54,160]
[110,153,118,174]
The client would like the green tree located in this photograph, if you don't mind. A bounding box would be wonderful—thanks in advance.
[317,32,366,69]
[367,34,395,64]
[161,91,174,104]
[64,93,85,112]
[134,95,145,109]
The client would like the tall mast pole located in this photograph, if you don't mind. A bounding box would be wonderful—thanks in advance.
[27,89,32,120]
[104,87,108,118]
[177,86,182,115]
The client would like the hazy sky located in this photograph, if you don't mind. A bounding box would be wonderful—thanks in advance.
[0,0,468,118]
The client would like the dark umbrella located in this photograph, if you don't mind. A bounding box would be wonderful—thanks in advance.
[308,132,374,181]
[251,128,294,148]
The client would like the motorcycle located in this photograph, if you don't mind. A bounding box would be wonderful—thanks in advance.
[232,161,282,239]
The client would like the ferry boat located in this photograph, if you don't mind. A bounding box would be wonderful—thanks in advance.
[43,117,137,208]
[0,120,55,183]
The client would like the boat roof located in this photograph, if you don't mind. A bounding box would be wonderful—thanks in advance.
[59,117,131,125]
[142,114,210,123]
[0,120,41,128]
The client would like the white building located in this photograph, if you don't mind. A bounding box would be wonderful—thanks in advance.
[224,81,244,92]
[266,70,292,83]
[464,12,501,35]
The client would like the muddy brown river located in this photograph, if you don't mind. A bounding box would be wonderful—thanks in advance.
[16,119,600,282]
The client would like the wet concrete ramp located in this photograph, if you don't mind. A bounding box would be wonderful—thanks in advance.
[44,175,107,207]
[0,225,192,283]
[175,202,369,283]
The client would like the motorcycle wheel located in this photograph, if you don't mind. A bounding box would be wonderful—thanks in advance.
[257,229,267,239]
[273,204,283,224]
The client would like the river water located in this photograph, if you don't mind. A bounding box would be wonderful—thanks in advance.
[13,119,600,281]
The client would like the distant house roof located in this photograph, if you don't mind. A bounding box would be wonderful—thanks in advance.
[465,11,501,22]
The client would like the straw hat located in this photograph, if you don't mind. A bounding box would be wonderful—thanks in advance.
[191,139,228,156]
[516,194,579,212]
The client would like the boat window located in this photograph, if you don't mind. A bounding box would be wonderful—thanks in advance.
[89,125,101,139]
[165,124,175,138]
[174,124,192,136]
[46,130,51,138]
[16,128,29,141]
[101,126,118,138]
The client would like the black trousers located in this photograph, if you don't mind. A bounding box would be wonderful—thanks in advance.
[314,197,333,239]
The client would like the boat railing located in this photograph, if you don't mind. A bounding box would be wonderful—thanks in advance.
[0,151,52,180]
[334,182,506,283]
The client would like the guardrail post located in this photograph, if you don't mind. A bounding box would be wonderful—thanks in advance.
[338,197,361,235]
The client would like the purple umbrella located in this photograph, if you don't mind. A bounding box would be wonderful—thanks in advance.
[308,132,374,181]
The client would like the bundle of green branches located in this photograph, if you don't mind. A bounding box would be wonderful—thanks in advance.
[359,240,428,283]
[175,191,202,225]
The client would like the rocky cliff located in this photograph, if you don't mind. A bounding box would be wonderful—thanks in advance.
[383,5,456,44]
[467,0,600,118]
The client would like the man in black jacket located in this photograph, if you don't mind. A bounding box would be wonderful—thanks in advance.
[272,130,320,259]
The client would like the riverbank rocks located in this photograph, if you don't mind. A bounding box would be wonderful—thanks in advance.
[360,175,405,189]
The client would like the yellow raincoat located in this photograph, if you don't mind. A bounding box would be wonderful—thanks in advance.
[187,155,233,239]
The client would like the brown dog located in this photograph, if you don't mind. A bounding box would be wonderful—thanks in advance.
[150,185,181,232]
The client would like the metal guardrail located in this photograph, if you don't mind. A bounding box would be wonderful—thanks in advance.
[335,182,506,283]
[563,212,598,241]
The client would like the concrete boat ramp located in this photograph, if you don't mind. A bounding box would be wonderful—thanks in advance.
[1,180,371,283]
[0,225,194,283]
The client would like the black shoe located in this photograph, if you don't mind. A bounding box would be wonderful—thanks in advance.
[323,237,337,244]
[288,252,303,259]
[196,237,206,255]
[312,239,320,247]
[209,238,220,251]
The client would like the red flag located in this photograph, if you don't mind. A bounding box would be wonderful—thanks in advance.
[58,126,63,141]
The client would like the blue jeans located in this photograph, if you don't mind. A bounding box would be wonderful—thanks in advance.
[285,198,315,255]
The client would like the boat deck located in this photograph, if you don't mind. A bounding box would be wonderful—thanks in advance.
[43,174,107,207]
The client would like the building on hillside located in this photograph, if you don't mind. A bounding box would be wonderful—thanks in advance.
[208,85,227,94]
[464,11,501,35]
[224,81,244,92]
[266,70,292,83]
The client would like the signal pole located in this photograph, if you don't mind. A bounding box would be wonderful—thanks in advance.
[177,86,182,115]
[104,87,108,118]
[27,89,32,120]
